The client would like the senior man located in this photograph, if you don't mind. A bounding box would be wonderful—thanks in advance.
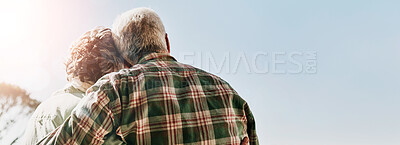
[38,7,258,145]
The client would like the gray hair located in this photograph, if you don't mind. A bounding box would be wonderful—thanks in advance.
[112,7,168,65]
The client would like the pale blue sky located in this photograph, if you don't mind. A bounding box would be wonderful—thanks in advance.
[0,0,399,144]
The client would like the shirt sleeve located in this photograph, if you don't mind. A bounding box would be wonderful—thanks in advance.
[37,80,121,145]
[244,102,259,145]
[22,109,54,145]
[22,98,65,145]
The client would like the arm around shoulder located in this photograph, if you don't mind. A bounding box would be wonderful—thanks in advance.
[37,80,120,145]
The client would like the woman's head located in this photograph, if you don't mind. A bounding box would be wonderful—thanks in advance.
[65,27,124,85]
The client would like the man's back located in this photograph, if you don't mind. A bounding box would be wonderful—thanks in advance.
[38,52,258,145]
[112,53,257,144]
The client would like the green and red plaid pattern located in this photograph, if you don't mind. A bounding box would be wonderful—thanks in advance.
[38,52,258,145]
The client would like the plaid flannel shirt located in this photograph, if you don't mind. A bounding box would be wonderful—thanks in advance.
[38,52,258,145]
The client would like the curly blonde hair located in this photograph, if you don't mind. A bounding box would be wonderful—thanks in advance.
[65,27,124,84]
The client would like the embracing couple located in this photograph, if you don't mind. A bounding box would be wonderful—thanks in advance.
[22,7,258,145]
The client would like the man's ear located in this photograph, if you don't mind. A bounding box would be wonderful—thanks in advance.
[165,33,170,53]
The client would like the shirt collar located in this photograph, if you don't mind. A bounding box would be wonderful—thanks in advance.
[51,79,89,99]
[137,52,177,64]
[69,78,92,93]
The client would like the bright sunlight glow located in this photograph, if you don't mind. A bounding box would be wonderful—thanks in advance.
[0,0,50,98]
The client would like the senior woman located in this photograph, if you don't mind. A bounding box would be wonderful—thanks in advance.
[22,27,125,144]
